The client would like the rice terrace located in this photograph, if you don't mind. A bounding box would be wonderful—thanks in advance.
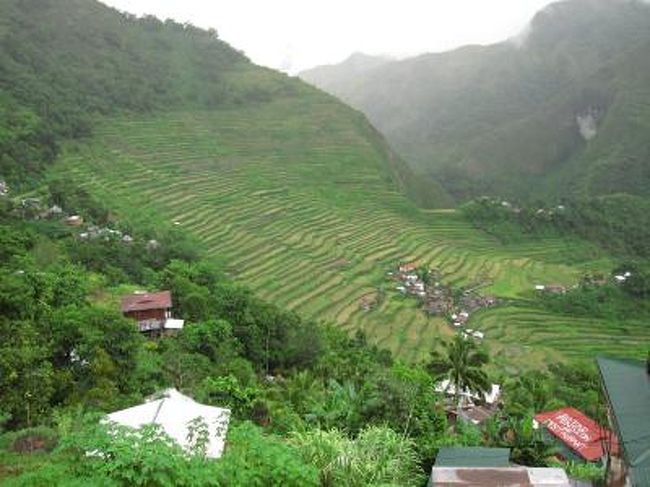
[56,92,648,370]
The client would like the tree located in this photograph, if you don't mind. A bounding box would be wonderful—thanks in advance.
[502,372,564,418]
[504,416,557,467]
[427,333,489,413]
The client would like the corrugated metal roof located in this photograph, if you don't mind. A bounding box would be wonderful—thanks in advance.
[597,357,650,487]
[435,447,511,467]
[534,407,618,461]
[121,291,172,313]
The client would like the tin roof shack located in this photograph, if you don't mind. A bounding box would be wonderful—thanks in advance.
[436,380,501,426]
[596,357,650,487]
[430,447,571,486]
[534,407,618,464]
[121,291,184,336]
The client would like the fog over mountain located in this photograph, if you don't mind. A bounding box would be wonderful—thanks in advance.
[100,0,556,73]
[301,0,650,203]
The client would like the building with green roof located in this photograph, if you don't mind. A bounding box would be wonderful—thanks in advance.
[596,357,650,487]
[434,447,512,468]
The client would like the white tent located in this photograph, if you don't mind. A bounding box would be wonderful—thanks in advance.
[107,388,231,458]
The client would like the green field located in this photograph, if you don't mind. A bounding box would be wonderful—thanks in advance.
[54,95,643,366]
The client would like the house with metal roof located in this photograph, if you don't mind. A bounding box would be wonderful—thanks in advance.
[534,407,618,463]
[121,290,184,335]
[596,357,650,487]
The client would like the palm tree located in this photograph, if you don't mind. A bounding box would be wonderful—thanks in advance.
[505,415,557,467]
[428,333,490,414]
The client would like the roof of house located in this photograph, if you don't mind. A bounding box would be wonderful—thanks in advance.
[429,467,570,486]
[534,407,619,462]
[458,405,498,425]
[435,447,511,468]
[596,357,650,486]
[121,291,172,313]
[106,388,231,459]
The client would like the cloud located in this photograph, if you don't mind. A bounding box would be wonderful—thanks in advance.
[100,0,557,72]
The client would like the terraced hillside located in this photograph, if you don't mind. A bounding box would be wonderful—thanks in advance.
[471,306,650,373]
[55,94,643,365]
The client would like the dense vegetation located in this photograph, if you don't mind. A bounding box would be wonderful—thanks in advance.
[0,184,608,485]
[462,195,650,258]
[0,0,246,186]
[300,0,650,204]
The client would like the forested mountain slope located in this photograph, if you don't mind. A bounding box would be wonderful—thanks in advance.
[1,0,448,206]
[300,0,650,202]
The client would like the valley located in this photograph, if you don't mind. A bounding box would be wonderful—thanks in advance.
[53,95,641,368]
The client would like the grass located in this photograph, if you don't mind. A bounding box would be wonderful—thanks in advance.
[52,94,638,367]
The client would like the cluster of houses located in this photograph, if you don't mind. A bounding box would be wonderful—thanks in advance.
[388,261,498,342]
[391,262,428,298]
[78,225,133,243]
[432,357,650,486]
[477,196,567,218]
[12,196,96,231]
[535,269,634,296]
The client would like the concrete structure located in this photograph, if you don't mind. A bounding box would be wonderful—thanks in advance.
[429,467,571,486]
[430,447,571,486]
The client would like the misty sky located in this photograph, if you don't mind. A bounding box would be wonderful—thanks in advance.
[100,0,556,73]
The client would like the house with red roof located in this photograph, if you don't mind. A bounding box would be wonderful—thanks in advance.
[534,407,619,464]
[121,291,184,336]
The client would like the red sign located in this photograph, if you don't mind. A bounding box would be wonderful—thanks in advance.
[535,407,619,462]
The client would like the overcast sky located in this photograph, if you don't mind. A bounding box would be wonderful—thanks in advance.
[100,0,556,73]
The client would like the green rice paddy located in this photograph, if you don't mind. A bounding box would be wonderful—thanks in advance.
[55,96,646,367]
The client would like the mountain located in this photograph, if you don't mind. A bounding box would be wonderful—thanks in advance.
[299,0,650,202]
[1,0,450,206]
[300,52,392,98]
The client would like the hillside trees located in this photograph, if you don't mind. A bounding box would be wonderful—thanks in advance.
[0,0,275,188]
[427,334,489,412]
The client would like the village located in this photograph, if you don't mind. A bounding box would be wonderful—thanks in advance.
[384,261,499,342]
